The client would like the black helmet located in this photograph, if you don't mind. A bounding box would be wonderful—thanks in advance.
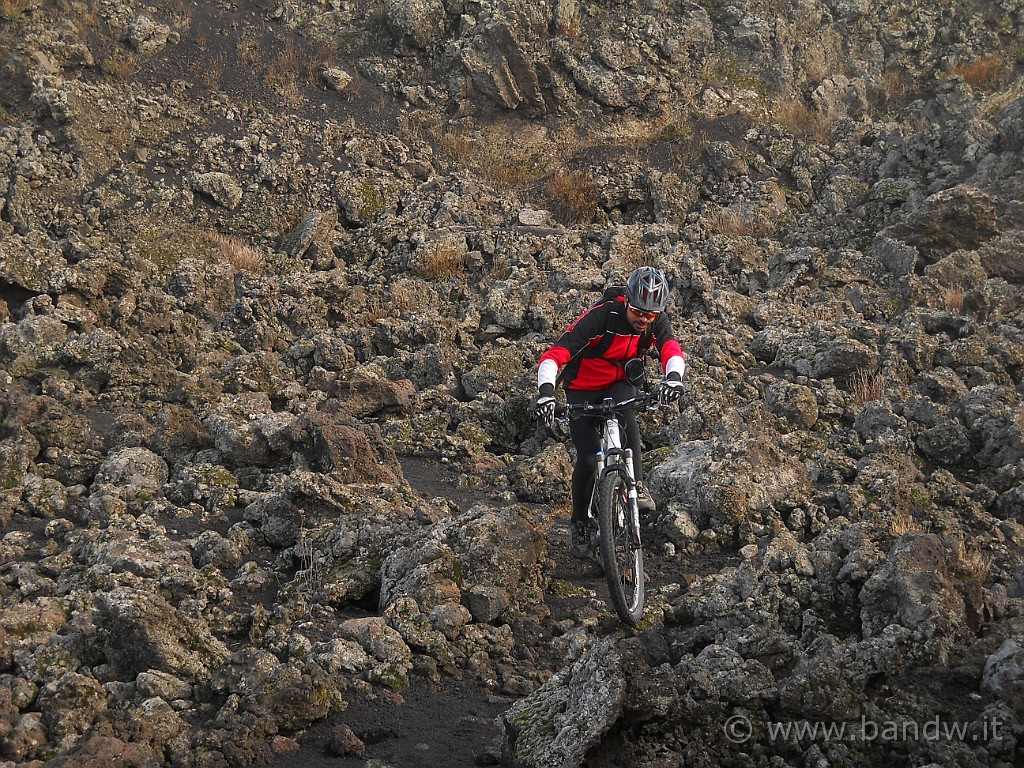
[625,266,669,313]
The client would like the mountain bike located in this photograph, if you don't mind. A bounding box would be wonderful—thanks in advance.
[553,389,666,626]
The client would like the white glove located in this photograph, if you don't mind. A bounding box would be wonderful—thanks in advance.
[658,373,684,405]
[533,385,556,427]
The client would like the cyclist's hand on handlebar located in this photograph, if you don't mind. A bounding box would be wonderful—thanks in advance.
[534,384,556,427]
[657,372,684,406]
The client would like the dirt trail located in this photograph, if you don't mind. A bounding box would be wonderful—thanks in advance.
[272,458,735,767]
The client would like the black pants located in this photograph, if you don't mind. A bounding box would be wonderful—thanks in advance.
[567,382,643,524]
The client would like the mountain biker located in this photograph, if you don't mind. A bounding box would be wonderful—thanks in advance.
[533,266,687,559]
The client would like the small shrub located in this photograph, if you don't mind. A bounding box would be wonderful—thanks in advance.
[953,53,1010,89]
[546,170,600,224]
[100,48,136,81]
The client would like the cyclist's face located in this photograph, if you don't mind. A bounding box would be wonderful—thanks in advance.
[627,305,659,332]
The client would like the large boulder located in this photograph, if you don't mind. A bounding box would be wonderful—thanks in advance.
[859,533,967,665]
[499,637,627,768]
[385,0,446,48]
[651,431,812,545]
[92,447,168,500]
[379,504,550,624]
[95,589,231,683]
[981,639,1024,717]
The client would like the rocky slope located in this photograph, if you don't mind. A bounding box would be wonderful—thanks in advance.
[0,0,1023,766]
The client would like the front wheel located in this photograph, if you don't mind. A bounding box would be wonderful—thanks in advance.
[598,468,644,625]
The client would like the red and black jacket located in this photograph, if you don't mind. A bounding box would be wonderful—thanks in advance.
[540,296,685,391]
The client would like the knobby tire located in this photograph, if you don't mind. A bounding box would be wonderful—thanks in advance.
[598,468,644,625]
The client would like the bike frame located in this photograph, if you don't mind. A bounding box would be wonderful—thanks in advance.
[587,400,641,544]
[557,392,659,625]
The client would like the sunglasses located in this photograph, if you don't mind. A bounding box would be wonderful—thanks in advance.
[627,305,660,320]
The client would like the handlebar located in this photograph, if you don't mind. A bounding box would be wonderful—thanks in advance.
[554,392,663,419]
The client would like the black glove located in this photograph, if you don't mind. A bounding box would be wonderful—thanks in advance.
[658,371,684,405]
[533,383,556,427]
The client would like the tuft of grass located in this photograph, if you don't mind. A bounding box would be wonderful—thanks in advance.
[265,37,335,104]
[100,48,136,81]
[415,239,466,280]
[198,52,226,91]
[207,231,265,272]
[889,509,922,538]
[0,0,30,20]
[869,69,913,115]
[236,29,261,66]
[546,170,600,224]
[706,205,781,238]
[76,0,102,29]
[708,207,755,237]
[435,123,554,191]
[850,369,885,404]
[168,0,191,28]
[360,286,427,324]
[951,538,994,585]
[774,98,833,143]
[953,53,1010,89]
[944,288,965,313]
[294,510,326,606]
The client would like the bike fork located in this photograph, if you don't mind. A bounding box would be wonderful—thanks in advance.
[622,449,643,550]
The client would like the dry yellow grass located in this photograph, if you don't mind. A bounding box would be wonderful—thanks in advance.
[207,231,265,272]
[236,29,261,66]
[68,0,102,29]
[706,206,781,238]
[953,53,1010,89]
[888,508,923,538]
[0,0,29,20]
[944,288,965,313]
[100,48,137,81]
[416,239,467,280]
[869,69,914,114]
[951,538,994,584]
[851,369,885,404]
[361,285,427,324]
[433,122,560,191]
[708,207,755,237]
[774,98,833,143]
[546,170,600,224]
[198,52,226,91]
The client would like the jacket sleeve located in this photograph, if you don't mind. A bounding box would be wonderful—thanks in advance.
[652,314,686,379]
[537,304,608,388]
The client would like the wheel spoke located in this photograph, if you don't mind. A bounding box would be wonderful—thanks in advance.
[598,470,645,625]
